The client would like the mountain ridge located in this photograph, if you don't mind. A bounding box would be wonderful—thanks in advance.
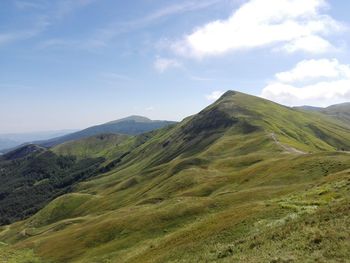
[37,115,176,148]
[0,91,349,263]
[296,102,350,125]
[0,116,176,153]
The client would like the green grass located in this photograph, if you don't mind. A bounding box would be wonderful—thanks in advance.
[52,133,130,159]
[0,242,43,263]
[27,193,96,228]
[1,91,350,262]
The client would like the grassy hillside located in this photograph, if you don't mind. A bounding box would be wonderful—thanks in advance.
[322,102,350,124]
[52,133,130,159]
[1,91,349,262]
[297,102,350,126]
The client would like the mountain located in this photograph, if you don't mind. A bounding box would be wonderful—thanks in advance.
[296,102,350,125]
[106,115,156,124]
[37,116,176,148]
[0,130,77,153]
[0,91,349,263]
[322,102,350,124]
[0,138,19,153]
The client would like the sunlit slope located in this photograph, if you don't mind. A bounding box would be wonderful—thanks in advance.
[210,91,350,152]
[2,153,349,263]
[52,133,130,159]
[1,91,350,262]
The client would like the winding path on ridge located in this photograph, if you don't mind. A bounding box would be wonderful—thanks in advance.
[270,133,306,155]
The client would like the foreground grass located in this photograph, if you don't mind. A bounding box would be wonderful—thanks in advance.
[1,153,348,263]
[0,242,42,263]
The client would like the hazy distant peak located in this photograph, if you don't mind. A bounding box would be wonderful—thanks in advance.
[107,115,153,124]
[326,102,350,110]
[296,106,324,111]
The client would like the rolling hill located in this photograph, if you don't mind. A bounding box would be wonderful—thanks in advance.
[0,91,349,263]
[297,102,350,125]
[37,116,176,148]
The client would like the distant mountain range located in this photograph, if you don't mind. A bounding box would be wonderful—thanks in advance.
[0,116,176,153]
[0,130,77,153]
[296,102,350,124]
[36,115,176,148]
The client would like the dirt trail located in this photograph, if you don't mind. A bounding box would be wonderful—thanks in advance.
[270,133,306,155]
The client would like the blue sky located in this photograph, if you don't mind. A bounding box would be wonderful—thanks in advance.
[1,0,350,133]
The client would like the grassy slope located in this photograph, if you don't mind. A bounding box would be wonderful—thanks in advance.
[297,102,350,126]
[0,242,42,263]
[1,91,350,262]
[52,133,131,159]
[322,103,350,126]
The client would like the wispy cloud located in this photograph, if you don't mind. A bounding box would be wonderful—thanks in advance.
[53,0,98,20]
[0,0,97,47]
[0,16,50,46]
[154,57,182,73]
[133,0,223,26]
[14,1,46,10]
[0,83,34,91]
[39,0,222,50]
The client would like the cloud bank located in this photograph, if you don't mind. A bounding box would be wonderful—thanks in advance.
[172,0,344,57]
[262,59,350,107]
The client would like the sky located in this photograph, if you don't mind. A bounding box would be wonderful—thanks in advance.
[1,0,350,133]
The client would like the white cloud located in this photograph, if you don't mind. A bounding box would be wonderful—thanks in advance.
[276,58,350,83]
[280,35,332,54]
[261,58,350,106]
[206,90,224,101]
[172,0,344,57]
[154,57,181,73]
